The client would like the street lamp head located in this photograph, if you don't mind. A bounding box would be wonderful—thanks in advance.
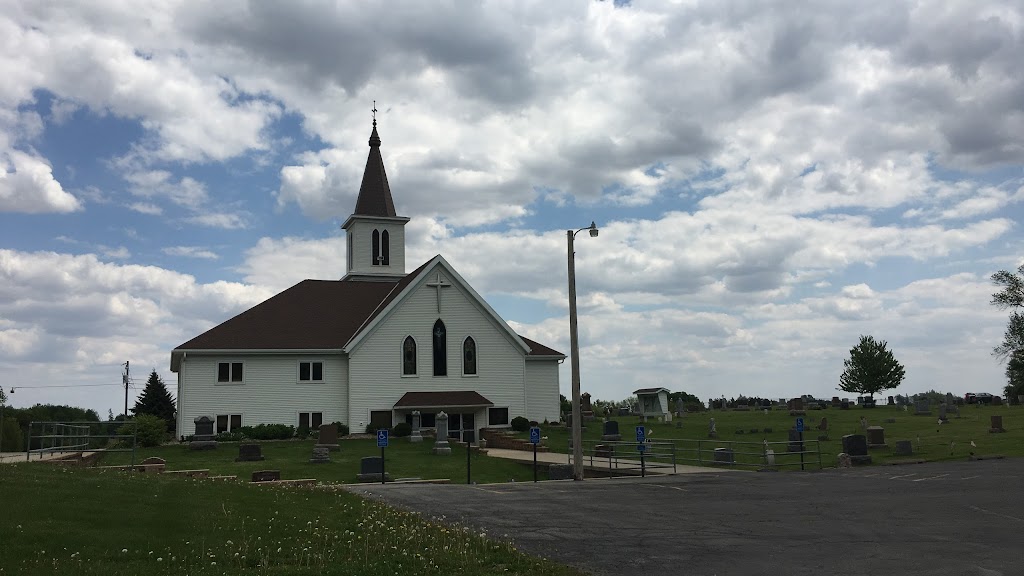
[588,222,599,237]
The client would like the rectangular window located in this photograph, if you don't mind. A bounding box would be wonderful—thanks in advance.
[216,414,242,433]
[218,362,243,383]
[421,412,436,428]
[299,412,323,429]
[299,361,324,382]
[488,408,509,426]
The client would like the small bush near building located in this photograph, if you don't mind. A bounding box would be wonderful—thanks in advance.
[392,422,412,437]
[330,421,350,436]
[123,414,168,447]
[511,416,530,432]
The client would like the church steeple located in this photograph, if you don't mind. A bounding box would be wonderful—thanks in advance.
[341,110,410,282]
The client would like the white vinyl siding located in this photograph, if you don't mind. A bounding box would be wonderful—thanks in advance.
[178,354,347,436]
[345,218,407,278]
[525,359,561,423]
[347,270,527,431]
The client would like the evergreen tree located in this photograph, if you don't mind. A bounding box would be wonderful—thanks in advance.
[132,370,176,432]
[839,335,906,399]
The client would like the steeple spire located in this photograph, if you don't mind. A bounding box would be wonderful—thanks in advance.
[353,104,395,217]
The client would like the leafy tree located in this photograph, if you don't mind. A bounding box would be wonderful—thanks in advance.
[839,335,906,399]
[559,394,571,416]
[122,414,168,447]
[1005,350,1024,404]
[131,370,176,433]
[991,265,1024,360]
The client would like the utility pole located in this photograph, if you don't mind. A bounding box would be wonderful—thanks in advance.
[123,361,130,418]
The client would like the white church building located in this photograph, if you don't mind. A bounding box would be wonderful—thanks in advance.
[170,121,564,443]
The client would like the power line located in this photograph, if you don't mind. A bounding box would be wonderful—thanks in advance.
[12,383,126,390]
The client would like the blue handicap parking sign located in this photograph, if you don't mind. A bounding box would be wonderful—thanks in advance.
[635,425,646,443]
[796,418,805,432]
[377,429,389,447]
[529,426,541,444]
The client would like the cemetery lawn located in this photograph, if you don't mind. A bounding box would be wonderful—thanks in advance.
[99,437,550,484]
[535,404,1024,469]
[0,463,583,576]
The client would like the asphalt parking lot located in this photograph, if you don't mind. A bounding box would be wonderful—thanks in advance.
[347,459,1024,576]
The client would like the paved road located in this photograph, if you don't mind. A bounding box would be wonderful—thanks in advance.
[348,459,1024,576]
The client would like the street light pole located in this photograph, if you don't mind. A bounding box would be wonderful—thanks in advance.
[567,221,598,481]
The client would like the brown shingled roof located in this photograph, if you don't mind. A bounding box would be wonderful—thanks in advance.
[353,125,397,217]
[520,336,565,357]
[175,279,397,350]
[393,391,494,409]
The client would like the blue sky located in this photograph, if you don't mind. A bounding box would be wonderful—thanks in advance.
[1,0,1023,417]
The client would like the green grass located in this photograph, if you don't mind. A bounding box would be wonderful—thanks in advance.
[0,463,583,575]
[99,437,550,484]
[532,404,1024,469]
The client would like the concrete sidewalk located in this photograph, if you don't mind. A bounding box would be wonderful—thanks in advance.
[483,447,740,474]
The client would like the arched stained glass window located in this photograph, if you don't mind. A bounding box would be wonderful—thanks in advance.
[402,336,416,375]
[432,319,447,376]
[463,337,477,375]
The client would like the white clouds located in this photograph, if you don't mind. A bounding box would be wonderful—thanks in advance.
[128,202,163,215]
[238,236,345,292]
[0,149,81,213]
[162,246,219,260]
[185,213,248,230]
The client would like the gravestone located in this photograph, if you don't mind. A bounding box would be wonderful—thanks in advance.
[832,396,841,407]
[410,410,423,443]
[310,446,331,464]
[894,440,913,456]
[787,398,804,411]
[764,449,776,467]
[713,447,734,464]
[315,423,340,452]
[993,396,1004,406]
[841,434,872,465]
[837,453,852,468]
[938,404,948,422]
[859,417,868,431]
[866,426,886,449]
[951,404,961,418]
[990,415,1006,433]
[251,470,280,482]
[676,397,685,418]
[735,404,750,411]
[708,418,717,439]
[565,412,587,430]
[787,429,803,453]
[357,456,391,482]
[235,443,265,462]
[914,400,932,416]
[816,417,829,440]
[887,396,895,406]
[594,444,614,458]
[433,411,452,455]
[601,420,622,441]
[190,416,218,450]
[840,401,850,410]
[581,393,595,420]
[140,456,165,465]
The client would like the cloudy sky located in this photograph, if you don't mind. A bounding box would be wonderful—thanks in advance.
[2,0,1022,417]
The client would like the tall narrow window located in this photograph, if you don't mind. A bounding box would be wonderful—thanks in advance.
[463,337,477,375]
[432,319,447,376]
[402,336,417,375]
[371,229,380,265]
[381,230,390,265]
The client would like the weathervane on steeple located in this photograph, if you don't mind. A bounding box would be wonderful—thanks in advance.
[372,100,377,127]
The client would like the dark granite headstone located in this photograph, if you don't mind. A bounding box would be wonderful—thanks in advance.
[787,398,804,411]
[787,429,804,453]
[841,434,872,465]
[887,396,895,406]
[894,440,913,456]
[713,447,735,464]
[190,416,217,450]
[309,446,331,464]
[914,400,932,416]
[357,456,391,482]
[581,392,592,412]
[866,426,886,448]
[316,423,340,452]
[236,443,265,462]
[990,415,1006,433]
[601,420,621,441]
[993,396,1003,406]
[251,470,280,482]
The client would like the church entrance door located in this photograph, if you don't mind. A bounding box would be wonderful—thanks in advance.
[445,412,476,443]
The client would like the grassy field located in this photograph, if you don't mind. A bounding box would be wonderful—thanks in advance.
[532,404,1024,469]
[0,463,582,576]
[99,437,550,484]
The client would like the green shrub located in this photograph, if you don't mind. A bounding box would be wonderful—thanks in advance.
[330,421,350,436]
[511,416,530,432]
[1,418,23,452]
[392,422,412,437]
[365,423,391,434]
[245,423,294,440]
[123,414,168,447]
[296,426,311,439]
